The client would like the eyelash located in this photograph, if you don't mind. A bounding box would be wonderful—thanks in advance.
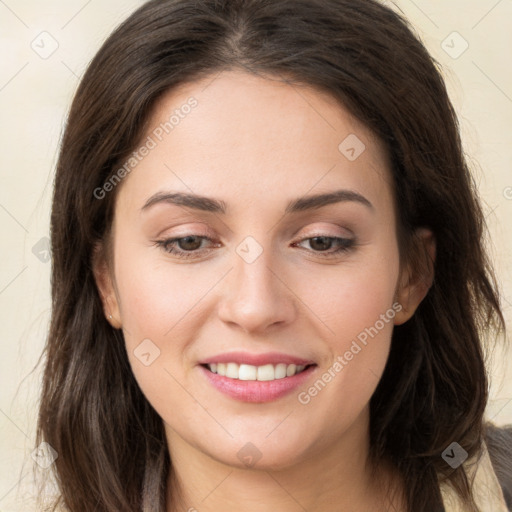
[153,234,356,260]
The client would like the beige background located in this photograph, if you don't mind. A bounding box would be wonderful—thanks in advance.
[0,1,511,510]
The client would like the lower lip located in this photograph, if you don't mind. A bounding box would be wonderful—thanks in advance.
[198,364,317,403]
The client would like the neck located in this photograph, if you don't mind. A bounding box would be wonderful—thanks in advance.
[165,408,405,511]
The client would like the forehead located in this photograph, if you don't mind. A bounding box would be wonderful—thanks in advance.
[116,70,394,217]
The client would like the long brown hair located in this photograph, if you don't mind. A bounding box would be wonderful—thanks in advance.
[35,0,507,510]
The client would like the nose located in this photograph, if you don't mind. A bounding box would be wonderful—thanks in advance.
[217,249,297,335]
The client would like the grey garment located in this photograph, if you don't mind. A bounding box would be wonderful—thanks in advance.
[486,424,512,511]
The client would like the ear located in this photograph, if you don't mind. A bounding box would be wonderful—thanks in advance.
[393,227,436,326]
[92,242,122,329]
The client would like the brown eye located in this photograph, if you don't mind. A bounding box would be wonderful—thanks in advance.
[155,235,220,260]
[294,236,356,257]
[308,236,334,251]
[176,235,204,251]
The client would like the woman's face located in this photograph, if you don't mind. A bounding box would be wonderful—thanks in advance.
[98,70,423,471]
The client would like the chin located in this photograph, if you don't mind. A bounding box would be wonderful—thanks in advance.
[206,431,311,471]
[219,445,307,471]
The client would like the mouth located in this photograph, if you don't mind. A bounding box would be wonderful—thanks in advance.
[198,353,318,402]
[201,362,314,381]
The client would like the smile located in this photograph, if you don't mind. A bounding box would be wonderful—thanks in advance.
[204,362,308,381]
[198,351,317,402]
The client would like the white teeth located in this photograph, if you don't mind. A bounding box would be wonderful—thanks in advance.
[274,363,287,379]
[257,364,275,381]
[217,363,226,376]
[239,364,257,380]
[206,362,309,381]
[226,362,239,379]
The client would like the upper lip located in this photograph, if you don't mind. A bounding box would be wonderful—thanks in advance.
[199,351,316,367]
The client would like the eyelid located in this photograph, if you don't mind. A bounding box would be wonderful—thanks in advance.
[298,228,353,238]
[288,217,356,235]
[155,223,215,239]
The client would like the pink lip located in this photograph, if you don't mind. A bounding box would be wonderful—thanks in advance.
[199,351,315,367]
[198,364,317,403]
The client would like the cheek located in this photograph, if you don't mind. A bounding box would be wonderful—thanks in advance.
[112,245,231,399]
[113,254,208,416]
[114,245,224,341]
[292,245,400,412]
[297,245,399,351]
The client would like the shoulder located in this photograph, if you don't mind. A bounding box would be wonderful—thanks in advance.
[484,422,512,510]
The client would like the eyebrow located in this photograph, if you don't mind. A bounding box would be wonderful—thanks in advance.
[141,189,374,214]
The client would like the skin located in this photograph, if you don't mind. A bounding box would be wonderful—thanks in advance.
[95,70,435,511]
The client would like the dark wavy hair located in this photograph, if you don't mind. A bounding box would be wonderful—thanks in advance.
[35,0,507,510]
